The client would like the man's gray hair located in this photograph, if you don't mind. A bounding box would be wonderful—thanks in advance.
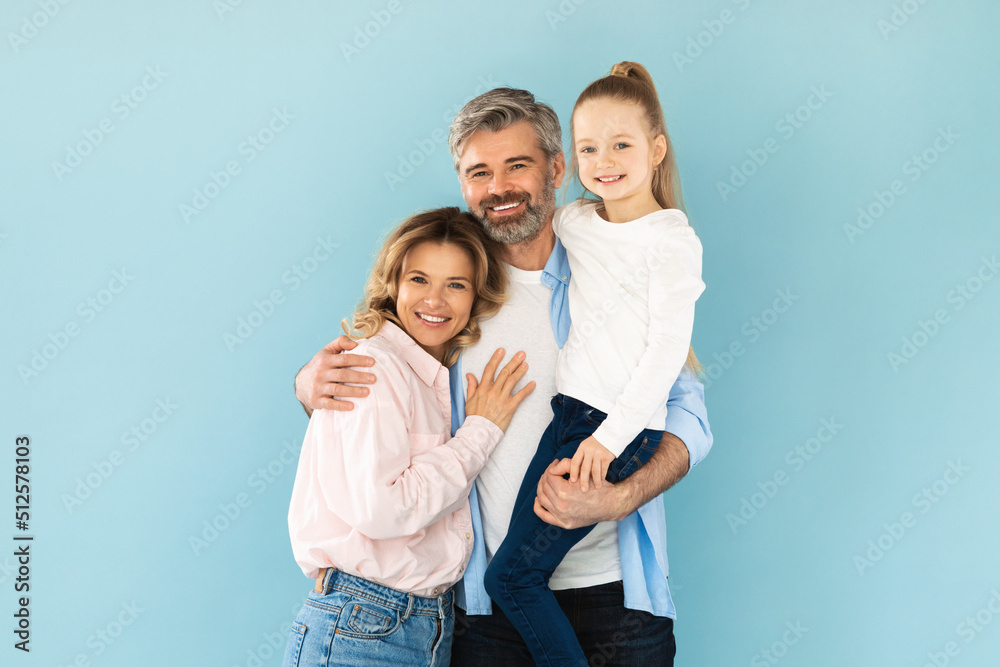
[448,88,563,172]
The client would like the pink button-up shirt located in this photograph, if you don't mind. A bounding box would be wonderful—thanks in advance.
[288,321,503,597]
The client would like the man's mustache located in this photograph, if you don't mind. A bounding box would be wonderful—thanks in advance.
[479,193,531,210]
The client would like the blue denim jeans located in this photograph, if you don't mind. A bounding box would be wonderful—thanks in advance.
[483,394,662,666]
[282,568,453,667]
[453,581,676,666]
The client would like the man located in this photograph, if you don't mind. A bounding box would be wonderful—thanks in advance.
[294,88,712,665]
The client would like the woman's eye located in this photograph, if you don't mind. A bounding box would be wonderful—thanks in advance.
[411,276,427,284]
[449,282,467,290]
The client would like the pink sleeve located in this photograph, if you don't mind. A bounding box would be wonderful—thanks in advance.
[305,351,503,540]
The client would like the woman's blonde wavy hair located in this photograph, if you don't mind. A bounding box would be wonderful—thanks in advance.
[342,207,506,367]
[570,60,702,376]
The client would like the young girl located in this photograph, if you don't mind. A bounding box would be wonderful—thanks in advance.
[283,208,535,667]
[484,62,705,666]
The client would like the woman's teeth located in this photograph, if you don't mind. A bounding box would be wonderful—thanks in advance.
[417,313,448,323]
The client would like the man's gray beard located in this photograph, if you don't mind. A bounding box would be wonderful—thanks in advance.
[475,172,555,246]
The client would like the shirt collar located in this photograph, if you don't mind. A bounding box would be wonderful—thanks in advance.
[376,321,443,387]
[541,236,571,286]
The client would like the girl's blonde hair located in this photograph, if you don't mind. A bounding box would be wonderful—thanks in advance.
[570,61,702,375]
[343,207,506,367]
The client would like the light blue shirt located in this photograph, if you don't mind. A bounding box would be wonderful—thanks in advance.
[449,238,713,618]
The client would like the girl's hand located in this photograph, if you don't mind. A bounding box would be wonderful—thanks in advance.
[465,348,535,432]
[569,436,615,492]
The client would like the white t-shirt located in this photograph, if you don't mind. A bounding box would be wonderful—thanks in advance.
[554,198,705,456]
[461,263,623,590]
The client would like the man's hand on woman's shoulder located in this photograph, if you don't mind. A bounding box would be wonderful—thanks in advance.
[295,335,377,416]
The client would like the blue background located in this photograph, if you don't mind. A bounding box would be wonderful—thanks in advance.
[2,1,998,665]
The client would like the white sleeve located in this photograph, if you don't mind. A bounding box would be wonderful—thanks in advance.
[592,220,705,455]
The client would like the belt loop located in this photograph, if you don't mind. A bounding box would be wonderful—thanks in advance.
[314,568,327,594]
[402,593,414,621]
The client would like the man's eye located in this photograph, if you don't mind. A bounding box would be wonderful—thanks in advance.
[510,164,525,170]
[472,171,487,179]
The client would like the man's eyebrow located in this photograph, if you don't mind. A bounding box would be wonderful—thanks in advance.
[463,155,536,177]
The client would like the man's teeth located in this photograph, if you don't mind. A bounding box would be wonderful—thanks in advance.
[491,202,521,211]
[418,313,448,323]
[597,176,623,182]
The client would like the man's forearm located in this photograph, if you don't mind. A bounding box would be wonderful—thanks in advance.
[295,364,314,418]
[614,431,690,520]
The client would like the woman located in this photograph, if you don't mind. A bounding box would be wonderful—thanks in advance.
[283,207,534,666]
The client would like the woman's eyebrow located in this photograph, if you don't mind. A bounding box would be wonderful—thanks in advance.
[407,269,470,281]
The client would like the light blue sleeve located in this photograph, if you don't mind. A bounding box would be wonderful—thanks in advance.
[663,367,713,467]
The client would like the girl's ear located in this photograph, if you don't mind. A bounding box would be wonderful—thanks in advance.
[652,134,667,166]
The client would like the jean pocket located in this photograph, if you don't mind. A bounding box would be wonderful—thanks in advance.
[581,406,606,428]
[281,621,306,667]
[610,436,655,481]
[338,598,402,638]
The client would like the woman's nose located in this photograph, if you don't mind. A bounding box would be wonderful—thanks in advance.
[423,286,446,307]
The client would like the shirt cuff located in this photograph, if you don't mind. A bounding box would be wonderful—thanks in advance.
[663,403,711,468]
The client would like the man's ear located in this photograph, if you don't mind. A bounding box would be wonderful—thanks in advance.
[552,152,567,189]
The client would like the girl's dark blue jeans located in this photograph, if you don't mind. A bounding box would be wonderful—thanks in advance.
[483,393,662,667]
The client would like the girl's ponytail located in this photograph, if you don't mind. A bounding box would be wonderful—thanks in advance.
[609,61,656,94]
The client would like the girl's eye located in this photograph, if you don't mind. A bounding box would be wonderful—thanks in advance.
[580,147,595,154]
[614,142,629,150]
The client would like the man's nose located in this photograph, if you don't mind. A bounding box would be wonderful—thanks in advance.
[489,171,510,195]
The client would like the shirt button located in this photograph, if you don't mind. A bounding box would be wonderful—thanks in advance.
[466,532,472,540]
[562,275,568,281]
[434,587,440,594]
